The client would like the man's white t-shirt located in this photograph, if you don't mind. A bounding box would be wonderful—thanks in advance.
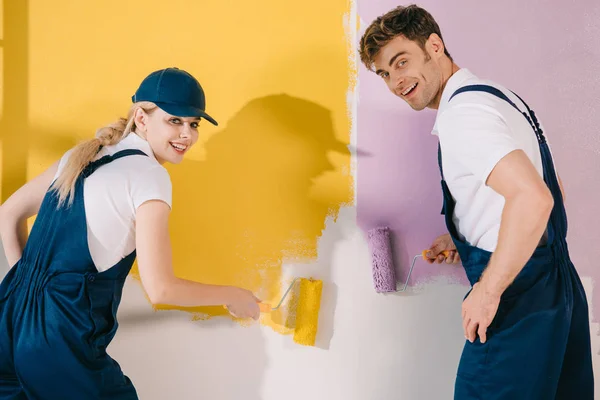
[432,68,550,252]
[53,133,172,272]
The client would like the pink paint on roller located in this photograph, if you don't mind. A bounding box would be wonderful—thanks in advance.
[367,227,396,292]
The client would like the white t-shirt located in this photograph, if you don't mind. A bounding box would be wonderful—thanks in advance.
[53,133,172,272]
[431,68,549,252]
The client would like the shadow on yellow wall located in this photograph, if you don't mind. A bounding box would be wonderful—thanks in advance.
[131,94,351,334]
[1,1,354,348]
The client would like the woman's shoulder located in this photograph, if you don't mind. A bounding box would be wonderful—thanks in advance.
[122,154,170,180]
[106,135,170,178]
[125,158,173,210]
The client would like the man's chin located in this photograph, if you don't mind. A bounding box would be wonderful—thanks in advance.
[407,101,426,111]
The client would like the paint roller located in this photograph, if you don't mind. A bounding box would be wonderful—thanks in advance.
[262,277,323,346]
[367,227,450,293]
[225,277,323,346]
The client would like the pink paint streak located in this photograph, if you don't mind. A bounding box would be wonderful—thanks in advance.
[357,0,600,322]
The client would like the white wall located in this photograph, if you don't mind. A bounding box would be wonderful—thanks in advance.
[109,207,600,400]
[109,206,469,400]
[3,207,597,399]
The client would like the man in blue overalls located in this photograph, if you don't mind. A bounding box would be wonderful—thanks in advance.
[359,5,594,399]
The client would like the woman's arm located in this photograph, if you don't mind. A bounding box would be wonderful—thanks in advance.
[135,200,261,319]
[0,161,59,266]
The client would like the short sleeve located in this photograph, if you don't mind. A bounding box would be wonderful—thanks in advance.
[130,165,173,210]
[437,103,520,185]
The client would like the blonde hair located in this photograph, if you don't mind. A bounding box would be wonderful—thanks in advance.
[51,101,158,207]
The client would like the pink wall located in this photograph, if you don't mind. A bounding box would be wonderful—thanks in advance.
[357,0,600,317]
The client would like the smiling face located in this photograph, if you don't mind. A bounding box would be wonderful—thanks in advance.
[133,107,200,164]
[372,34,447,111]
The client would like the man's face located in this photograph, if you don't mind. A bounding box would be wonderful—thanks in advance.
[372,35,443,111]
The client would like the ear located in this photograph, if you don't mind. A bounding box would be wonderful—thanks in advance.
[133,108,149,135]
[427,33,445,58]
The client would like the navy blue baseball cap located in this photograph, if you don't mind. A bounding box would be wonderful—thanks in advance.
[132,67,218,126]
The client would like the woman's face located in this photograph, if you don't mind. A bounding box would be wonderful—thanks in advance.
[134,107,200,164]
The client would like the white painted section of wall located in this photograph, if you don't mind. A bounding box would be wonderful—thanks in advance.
[3,206,597,399]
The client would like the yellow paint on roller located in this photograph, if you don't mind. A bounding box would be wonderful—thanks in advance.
[293,278,323,346]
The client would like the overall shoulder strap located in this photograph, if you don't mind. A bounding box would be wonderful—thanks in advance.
[82,149,148,178]
[448,84,546,144]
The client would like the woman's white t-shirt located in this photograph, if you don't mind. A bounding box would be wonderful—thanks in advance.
[53,133,172,272]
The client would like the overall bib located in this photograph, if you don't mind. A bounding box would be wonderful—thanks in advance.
[439,85,594,399]
[0,149,147,399]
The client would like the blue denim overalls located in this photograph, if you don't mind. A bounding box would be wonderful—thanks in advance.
[0,149,146,399]
[439,85,594,399]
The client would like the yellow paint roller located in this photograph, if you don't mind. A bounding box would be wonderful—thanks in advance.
[260,277,323,346]
[225,277,323,346]
[292,278,323,346]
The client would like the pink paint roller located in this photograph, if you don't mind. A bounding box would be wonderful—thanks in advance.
[367,227,449,292]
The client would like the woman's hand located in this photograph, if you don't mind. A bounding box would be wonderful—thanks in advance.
[224,287,262,320]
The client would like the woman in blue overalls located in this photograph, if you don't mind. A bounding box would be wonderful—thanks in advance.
[441,85,594,399]
[0,67,261,399]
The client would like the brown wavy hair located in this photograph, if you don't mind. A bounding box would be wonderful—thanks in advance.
[359,4,452,71]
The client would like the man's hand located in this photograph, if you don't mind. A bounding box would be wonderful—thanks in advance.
[462,282,501,343]
[425,233,460,264]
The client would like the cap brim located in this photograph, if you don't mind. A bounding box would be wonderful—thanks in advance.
[156,103,218,126]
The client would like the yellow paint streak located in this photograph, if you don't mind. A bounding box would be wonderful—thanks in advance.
[11,0,353,339]
[293,278,323,346]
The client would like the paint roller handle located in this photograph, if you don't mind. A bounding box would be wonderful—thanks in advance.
[421,249,452,261]
[423,233,460,264]
[258,303,272,313]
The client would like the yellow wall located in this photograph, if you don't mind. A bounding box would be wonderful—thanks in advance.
[3,1,353,335]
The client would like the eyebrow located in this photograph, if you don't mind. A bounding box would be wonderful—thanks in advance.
[375,51,407,75]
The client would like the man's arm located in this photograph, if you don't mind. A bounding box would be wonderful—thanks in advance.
[479,150,554,296]
[438,102,557,342]
[438,102,556,294]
